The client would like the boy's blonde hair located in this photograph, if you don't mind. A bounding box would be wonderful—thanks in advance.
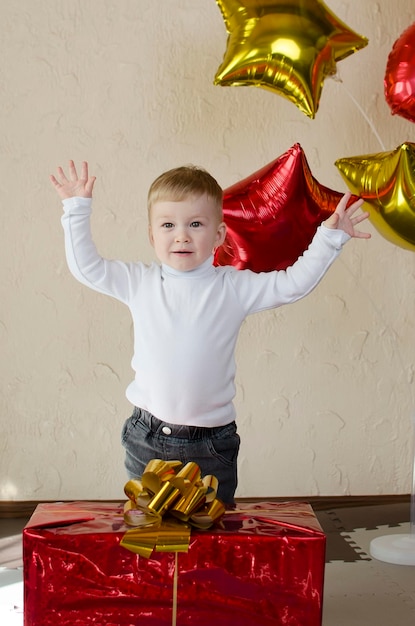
[147,165,224,221]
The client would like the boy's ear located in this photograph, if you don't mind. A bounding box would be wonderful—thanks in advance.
[216,221,227,247]
[148,224,155,247]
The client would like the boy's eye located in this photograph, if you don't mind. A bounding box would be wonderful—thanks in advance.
[190,221,202,228]
[162,222,174,229]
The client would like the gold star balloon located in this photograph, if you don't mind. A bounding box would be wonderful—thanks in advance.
[335,142,415,251]
[214,0,368,118]
[214,143,358,271]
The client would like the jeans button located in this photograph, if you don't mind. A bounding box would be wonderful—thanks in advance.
[162,426,172,435]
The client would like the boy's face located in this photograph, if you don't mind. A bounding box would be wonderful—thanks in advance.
[148,194,226,271]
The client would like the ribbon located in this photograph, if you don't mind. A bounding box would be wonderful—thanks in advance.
[120,460,225,626]
[120,459,225,558]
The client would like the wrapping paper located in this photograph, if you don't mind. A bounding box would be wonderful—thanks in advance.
[23,501,325,626]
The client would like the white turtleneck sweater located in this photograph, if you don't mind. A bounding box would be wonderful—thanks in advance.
[61,197,349,427]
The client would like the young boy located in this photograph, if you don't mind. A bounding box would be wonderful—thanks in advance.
[50,160,370,504]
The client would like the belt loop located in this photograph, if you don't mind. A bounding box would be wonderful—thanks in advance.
[149,412,157,432]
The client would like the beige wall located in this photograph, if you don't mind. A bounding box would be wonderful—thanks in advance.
[1,1,415,500]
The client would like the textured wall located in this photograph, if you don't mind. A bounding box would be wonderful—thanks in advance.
[1,1,415,500]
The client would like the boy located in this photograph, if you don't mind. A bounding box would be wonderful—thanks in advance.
[51,160,370,504]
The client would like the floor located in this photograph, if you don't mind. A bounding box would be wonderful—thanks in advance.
[1,502,414,625]
[317,503,415,625]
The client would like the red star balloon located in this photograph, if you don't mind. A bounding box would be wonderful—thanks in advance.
[335,142,415,251]
[214,0,368,118]
[384,23,415,123]
[214,143,357,271]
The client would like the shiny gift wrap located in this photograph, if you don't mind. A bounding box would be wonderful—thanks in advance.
[214,143,358,272]
[24,501,326,626]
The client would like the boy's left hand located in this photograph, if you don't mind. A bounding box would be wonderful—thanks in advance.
[323,192,371,239]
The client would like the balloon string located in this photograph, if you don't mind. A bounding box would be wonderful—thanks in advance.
[172,551,178,626]
[333,76,414,499]
[336,79,387,151]
[335,77,415,507]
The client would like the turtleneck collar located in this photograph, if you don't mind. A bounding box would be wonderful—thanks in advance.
[161,255,216,279]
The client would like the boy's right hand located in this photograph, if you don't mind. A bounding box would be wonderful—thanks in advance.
[50,160,96,200]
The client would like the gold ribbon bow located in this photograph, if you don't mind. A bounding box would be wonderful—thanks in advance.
[120,459,225,558]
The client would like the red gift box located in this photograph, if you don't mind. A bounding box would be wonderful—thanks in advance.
[23,501,325,626]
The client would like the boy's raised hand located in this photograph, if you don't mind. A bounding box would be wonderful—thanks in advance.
[50,160,96,200]
[323,192,371,239]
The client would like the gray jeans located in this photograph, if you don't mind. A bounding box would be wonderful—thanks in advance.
[121,407,240,505]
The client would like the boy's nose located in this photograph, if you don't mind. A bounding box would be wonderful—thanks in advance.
[175,228,190,242]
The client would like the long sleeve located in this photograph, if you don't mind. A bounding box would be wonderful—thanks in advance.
[229,225,350,315]
[61,196,138,304]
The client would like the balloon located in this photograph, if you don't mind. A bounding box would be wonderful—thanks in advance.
[214,0,368,118]
[384,23,415,123]
[335,142,415,251]
[214,143,357,271]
